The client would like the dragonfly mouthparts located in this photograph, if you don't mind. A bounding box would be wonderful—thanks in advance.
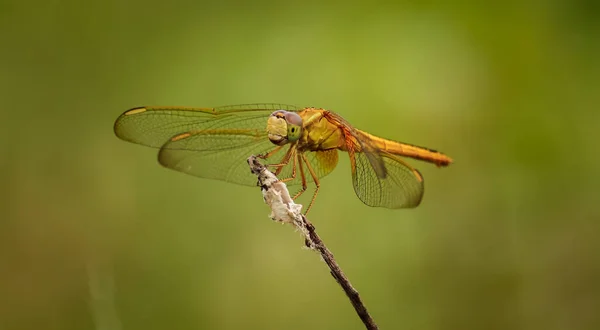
[268,133,287,145]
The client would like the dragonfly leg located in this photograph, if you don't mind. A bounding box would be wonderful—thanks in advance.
[258,145,291,173]
[291,154,308,199]
[280,152,298,183]
[271,146,295,176]
[257,145,283,160]
[301,154,320,215]
[259,145,298,180]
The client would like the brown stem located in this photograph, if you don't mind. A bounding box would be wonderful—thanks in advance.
[247,155,378,330]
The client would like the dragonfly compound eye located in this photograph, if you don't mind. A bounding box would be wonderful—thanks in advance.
[284,112,303,142]
[283,111,303,126]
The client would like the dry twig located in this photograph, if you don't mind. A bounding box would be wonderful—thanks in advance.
[247,155,378,330]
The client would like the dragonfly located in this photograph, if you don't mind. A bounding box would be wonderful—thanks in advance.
[114,103,453,213]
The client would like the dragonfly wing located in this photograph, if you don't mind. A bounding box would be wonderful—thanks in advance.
[305,149,339,179]
[319,110,423,207]
[351,151,424,208]
[159,141,339,187]
[114,103,301,186]
[158,135,278,186]
[114,103,301,148]
[356,138,387,179]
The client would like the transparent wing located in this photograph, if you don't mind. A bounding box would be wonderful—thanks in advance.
[158,136,278,186]
[113,103,301,186]
[158,141,339,188]
[113,103,301,148]
[351,150,424,208]
[337,123,423,208]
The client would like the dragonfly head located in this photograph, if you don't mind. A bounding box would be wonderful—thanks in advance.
[267,111,303,145]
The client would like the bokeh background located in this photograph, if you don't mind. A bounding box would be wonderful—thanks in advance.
[1,1,599,329]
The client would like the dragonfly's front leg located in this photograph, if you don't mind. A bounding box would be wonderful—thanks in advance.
[262,145,295,177]
[256,145,283,160]
[259,145,299,183]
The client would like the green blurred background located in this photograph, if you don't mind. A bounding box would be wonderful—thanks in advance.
[1,0,599,329]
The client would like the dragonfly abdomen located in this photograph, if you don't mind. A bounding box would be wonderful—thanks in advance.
[357,130,453,167]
